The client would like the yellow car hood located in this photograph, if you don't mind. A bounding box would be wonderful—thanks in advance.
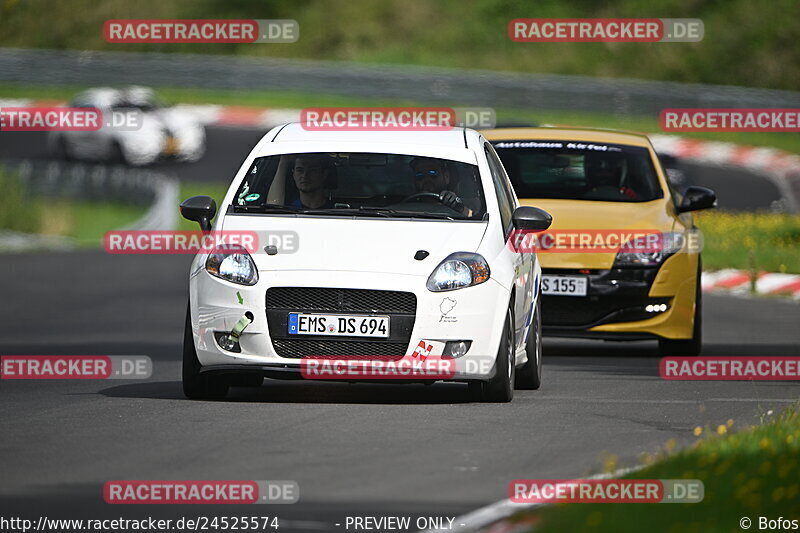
[519,198,676,269]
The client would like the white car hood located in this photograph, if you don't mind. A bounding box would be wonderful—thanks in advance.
[220,215,488,276]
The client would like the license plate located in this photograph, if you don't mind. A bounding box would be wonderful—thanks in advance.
[541,275,588,297]
[288,313,390,337]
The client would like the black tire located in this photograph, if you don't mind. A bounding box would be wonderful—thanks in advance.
[109,141,128,165]
[467,381,484,401]
[658,259,703,356]
[479,306,515,403]
[515,297,542,390]
[182,305,229,400]
[54,136,72,161]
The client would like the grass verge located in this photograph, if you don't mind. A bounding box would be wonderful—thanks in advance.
[522,406,800,533]
[0,166,145,246]
[697,211,800,274]
[24,199,144,246]
[0,165,40,233]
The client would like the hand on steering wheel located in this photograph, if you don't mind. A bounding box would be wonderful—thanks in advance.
[439,190,464,212]
[403,191,464,212]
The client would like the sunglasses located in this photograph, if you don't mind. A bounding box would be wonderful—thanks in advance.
[414,169,441,179]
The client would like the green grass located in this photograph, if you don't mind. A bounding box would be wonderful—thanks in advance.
[697,211,800,274]
[0,166,145,245]
[0,0,798,91]
[0,166,40,233]
[69,201,146,245]
[524,406,800,533]
[2,83,800,155]
[26,199,144,246]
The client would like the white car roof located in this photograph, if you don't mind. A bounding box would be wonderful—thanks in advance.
[72,88,123,108]
[257,123,482,165]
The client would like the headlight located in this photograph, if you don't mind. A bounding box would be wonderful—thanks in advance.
[426,252,490,292]
[614,232,685,267]
[206,245,258,285]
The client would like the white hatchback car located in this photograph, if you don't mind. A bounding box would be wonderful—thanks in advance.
[48,87,205,166]
[181,124,551,402]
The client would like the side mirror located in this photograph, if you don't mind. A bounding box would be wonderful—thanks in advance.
[677,186,716,213]
[180,195,217,232]
[512,206,552,231]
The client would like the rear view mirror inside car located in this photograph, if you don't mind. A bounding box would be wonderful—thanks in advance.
[339,153,389,166]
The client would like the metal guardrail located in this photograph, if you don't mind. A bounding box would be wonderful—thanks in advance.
[2,48,800,115]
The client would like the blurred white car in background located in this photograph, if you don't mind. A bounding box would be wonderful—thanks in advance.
[48,86,205,166]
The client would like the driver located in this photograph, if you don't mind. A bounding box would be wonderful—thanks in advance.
[290,154,335,209]
[409,157,472,216]
[584,152,634,199]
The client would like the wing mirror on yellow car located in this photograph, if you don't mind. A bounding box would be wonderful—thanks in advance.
[676,186,717,213]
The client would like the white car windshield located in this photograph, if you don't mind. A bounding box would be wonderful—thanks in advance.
[232,152,487,220]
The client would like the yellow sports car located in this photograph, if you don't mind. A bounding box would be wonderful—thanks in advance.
[484,127,716,355]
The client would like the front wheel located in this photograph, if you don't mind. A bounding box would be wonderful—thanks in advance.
[109,141,129,165]
[515,296,542,390]
[182,305,229,400]
[471,306,515,403]
[53,135,73,161]
[658,261,703,356]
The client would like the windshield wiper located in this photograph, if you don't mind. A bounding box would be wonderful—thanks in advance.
[233,203,301,214]
[233,204,459,220]
[357,206,457,220]
[300,208,392,218]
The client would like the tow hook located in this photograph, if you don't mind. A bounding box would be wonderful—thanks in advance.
[217,311,254,352]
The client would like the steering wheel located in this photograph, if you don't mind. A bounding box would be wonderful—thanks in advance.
[402,192,442,203]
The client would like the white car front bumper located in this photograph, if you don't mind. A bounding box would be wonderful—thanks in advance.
[190,269,511,382]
